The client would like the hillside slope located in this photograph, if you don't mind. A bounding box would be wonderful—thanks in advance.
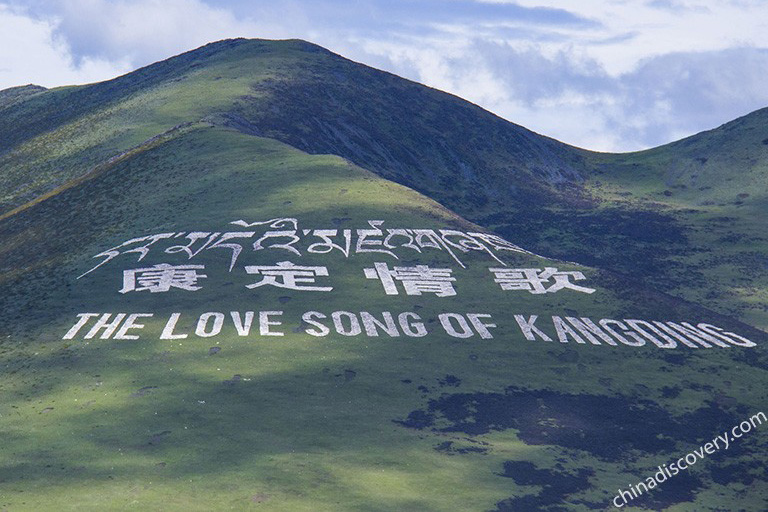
[0,39,585,217]
[1,38,765,329]
[1,121,766,511]
[579,110,768,329]
[0,39,766,511]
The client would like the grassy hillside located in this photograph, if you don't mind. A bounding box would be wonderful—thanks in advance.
[0,40,767,510]
[0,38,585,221]
[0,84,47,110]
[1,38,764,330]
[580,110,768,329]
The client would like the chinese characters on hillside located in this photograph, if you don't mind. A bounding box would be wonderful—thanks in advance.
[65,218,761,350]
[82,218,595,297]
[117,261,594,296]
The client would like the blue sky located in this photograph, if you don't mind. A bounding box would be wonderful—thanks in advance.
[1,0,768,152]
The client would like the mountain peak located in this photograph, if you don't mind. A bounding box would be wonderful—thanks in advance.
[0,83,47,109]
[1,38,767,511]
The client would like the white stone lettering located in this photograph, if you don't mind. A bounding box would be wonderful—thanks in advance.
[514,315,553,341]
[196,312,225,338]
[467,313,496,339]
[565,317,617,346]
[231,311,255,336]
[259,311,284,336]
[439,313,473,338]
[332,311,362,336]
[302,311,331,337]
[253,230,302,256]
[364,262,456,297]
[489,267,596,294]
[80,233,175,278]
[85,313,127,339]
[307,229,352,257]
[161,313,188,339]
[598,319,646,346]
[120,264,207,293]
[113,313,153,340]
[244,261,332,291]
[62,313,99,340]
[399,312,428,337]
[625,320,677,349]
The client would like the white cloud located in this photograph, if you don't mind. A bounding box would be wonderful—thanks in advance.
[2,0,768,151]
[51,0,264,65]
[511,0,768,74]
[613,48,768,148]
[346,1,768,150]
[0,4,128,89]
[358,34,768,151]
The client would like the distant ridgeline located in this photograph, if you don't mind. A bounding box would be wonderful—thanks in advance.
[64,217,756,350]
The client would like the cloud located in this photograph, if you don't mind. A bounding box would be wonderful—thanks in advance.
[374,0,600,28]
[5,0,597,68]
[613,48,768,147]
[352,1,768,150]
[16,0,265,66]
[2,0,768,151]
[472,40,610,104]
[0,4,128,89]
[644,0,710,13]
[360,36,768,151]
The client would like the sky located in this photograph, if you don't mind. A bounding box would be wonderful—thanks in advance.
[1,1,768,152]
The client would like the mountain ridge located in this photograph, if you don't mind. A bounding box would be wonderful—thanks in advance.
[1,38,766,330]
[0,38,766,511]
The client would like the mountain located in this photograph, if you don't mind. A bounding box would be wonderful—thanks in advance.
[0,39,766,511]
[0,84,47,110]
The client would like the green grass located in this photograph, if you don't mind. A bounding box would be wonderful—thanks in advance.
[1,39,767,510]
[0,126,766,510]
[580,111,768,330]
[2,38,765,331]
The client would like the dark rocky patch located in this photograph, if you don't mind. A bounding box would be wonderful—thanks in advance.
[661,386,681,398]
[396,387,676,460]
[492,461,594,512]
[396,388,746,463]
[555,350,579,363]
[661,352,689,366]
[710,460,763,486]
[398,410,434,430]
[130,386,158,398]
[731,348,768,371]
[679,401,749,446]
[438,375,461,387]
[398,387,754,508]
[682,381,713,392]
[637,471,702,510]
[208,346,221,355]
[223,375,242,386]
